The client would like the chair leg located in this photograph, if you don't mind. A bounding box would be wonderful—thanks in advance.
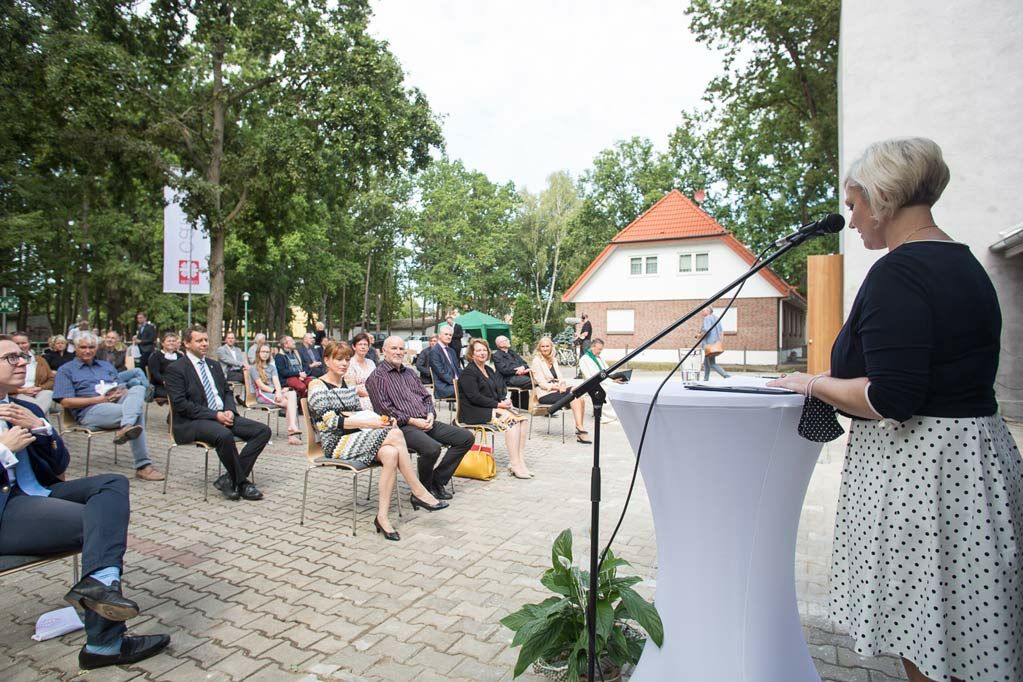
[73,554,80,583]
[561,412,566,444]
[203,448,210,502]
[163,446,173,495]
[84,436,92,477]
[351,475,358,536]
[113,439,118,466]
[300,467,313,526]
[529,414,533,439]
[394,483,402,518]
[366,469,373,501]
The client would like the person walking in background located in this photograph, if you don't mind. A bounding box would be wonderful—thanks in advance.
[698,307,730,380]
[768,137,1021,682]
[575,313,592,359]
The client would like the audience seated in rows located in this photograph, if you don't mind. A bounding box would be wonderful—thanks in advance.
[250,343,302,445]
[297,332,326,379]
[98,331,152,399]
[216,331,247,383]
[44,334,75,371]
[414,335,438,384]
[428,326,460,400]
[366,336,473,502]
[308,341,447,540]
[530,336,590,444]
[345,332,377,409]
[147,332,180,402]
[246,333,267,364]
[53,331,165,480]
[492,335,532,409]
[274,335,312,400]
[166,326,270,501]
[8,331,56,414]
[459,338,531,478]
[0,338,171,669]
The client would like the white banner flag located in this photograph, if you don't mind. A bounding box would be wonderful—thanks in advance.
[162,186,211,294]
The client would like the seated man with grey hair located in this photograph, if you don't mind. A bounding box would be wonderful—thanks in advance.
[53,331,165,481]
[492,335,532,409]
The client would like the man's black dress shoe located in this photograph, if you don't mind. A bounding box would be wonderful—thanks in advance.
[213,473,240,501]
[431,485,453,500]
[79,633,171,670]
[238,480,263,500]
[409,494,449,512]
[64,577,140,621]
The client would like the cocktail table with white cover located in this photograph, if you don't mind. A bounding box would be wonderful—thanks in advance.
[608,377,823,682]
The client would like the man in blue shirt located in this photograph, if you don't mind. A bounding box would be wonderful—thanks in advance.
[53,332,164,481]
[699,307,731,381]
[0,338,170,669]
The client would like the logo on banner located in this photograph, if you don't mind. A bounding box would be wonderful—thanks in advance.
[177,260,201,285]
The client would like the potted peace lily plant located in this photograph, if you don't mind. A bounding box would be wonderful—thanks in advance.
[501,529,663,682]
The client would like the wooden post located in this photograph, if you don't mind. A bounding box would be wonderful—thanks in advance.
[807,254,844,375]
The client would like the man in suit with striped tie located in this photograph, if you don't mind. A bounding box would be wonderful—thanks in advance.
[164,326,271,501]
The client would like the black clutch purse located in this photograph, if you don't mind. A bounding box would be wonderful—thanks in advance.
[797,396,845,442]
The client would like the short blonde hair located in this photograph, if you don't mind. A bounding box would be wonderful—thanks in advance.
[845,137,950,220]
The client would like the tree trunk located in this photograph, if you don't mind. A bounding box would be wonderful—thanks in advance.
[542,241,561,330]
[360,253,372,330]
[204,5,229,350]
[340,284,347,338]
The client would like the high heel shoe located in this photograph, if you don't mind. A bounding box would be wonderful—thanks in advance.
[508,466,533,480]
[575,427,589,435]
[409,494,449,512]
[374,516,400,541]
[576,434,592,444]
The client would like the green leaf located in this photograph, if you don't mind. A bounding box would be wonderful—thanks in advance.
[595,599,615,645]
[617,586,664,647]
[551,528,573,570]
[501,596,564,632]
[541,568,575,597]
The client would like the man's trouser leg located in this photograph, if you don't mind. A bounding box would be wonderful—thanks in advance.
[0,475,130,648]
[400,425,441,489]
[424,422,475,488]
[506,375,532,409]
[117,368,149,389]
[186,416,271,484]
[79,391,152,469]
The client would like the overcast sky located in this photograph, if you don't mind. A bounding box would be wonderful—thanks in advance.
[369,0,722,193]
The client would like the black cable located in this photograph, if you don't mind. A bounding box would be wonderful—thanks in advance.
[593,244,774,662]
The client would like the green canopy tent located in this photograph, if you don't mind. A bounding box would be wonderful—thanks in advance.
[452,310,511,347]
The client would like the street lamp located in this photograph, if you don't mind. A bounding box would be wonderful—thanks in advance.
[242,291,251,355]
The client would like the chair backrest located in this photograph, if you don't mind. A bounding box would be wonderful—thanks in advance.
[242,369,259,408]
[59,404,76,429]
[452,378,464,423]
[299,398,324,461]
[526,369,547,416]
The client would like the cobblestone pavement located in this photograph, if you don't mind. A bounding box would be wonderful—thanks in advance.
[1,383,1019,681]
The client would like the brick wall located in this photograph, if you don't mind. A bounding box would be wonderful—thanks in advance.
[576,298,780,352]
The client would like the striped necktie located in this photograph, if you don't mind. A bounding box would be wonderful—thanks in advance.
[197,360,224,411]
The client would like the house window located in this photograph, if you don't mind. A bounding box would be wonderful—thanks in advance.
[720,308,738,333]
[679,251,710,273]
[607,309,635,334]
[629,255,658,276]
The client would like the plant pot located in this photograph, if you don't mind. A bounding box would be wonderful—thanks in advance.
[532,656,622,682]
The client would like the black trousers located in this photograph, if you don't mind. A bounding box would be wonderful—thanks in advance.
[224,368,245,383]
[173,415,271,485]
[400,421,474,489]
[0,474,130,647]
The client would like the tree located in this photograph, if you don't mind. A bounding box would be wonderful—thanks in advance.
[510,293,537,353]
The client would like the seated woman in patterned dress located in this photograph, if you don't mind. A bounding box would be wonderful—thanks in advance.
[458,339,530,479]
[307,341,446,541]
[249,343,301,445]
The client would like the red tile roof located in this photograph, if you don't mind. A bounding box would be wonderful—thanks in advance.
[611,189,726,243]
[562,190,797,301]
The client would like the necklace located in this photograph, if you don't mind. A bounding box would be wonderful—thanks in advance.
[901,223,938,245]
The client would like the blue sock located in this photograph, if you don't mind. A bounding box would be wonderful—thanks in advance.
[89,566,121,586]
[85,637,123,655]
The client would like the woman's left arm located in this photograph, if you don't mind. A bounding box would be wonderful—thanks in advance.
[768,372,881,419]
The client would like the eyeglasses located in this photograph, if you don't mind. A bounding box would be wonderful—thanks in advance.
[1,352,32,366]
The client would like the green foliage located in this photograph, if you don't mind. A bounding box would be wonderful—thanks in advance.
[510,294,536,353]
[500,529,663,681]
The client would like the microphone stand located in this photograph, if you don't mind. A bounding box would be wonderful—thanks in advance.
[546,226,830,682]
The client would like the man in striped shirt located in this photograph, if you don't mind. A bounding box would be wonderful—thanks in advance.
[366,336,473,501]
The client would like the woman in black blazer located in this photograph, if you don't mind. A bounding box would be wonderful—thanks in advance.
[458,338,530,479]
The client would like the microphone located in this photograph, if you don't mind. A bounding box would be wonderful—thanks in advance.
[773,213,845,247]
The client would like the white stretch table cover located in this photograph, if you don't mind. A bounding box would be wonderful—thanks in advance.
[609,378,823,682]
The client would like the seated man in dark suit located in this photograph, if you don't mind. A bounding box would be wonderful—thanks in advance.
[0,339,170,670]
[492,335,532,409]
[164,325,271,501]
[297,332,326,379]
[414,335,437,384]
[427,326,460,399]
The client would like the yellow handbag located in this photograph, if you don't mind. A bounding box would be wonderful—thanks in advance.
[454,434,496,480]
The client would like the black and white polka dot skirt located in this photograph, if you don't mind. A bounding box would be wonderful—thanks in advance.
[829,415,1022,681]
